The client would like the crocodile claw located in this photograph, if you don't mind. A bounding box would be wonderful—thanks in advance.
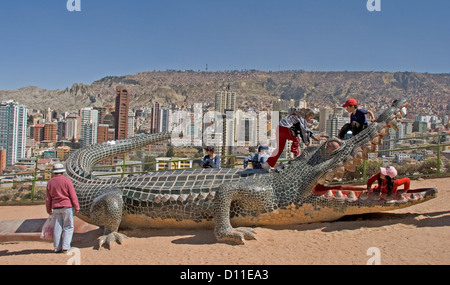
[216,227,256,245]
[98,232,128,249]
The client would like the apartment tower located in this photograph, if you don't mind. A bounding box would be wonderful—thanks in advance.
[114,86,130,140]
[0,101,27,166]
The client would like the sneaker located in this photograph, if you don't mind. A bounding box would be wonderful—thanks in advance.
[261,162,271,172]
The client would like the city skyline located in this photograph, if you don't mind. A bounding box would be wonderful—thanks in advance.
[0,0,449,91]
[1,85,448,175]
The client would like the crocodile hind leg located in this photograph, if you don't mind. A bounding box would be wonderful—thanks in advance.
[90,189,127,249]
[213,182,275,245]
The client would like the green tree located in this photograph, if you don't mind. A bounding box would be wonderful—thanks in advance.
[143,156,156,172]
[166,147,175,157]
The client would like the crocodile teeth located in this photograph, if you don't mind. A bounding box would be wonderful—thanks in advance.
[187,194,197,201]
[353,152,363,166]
[401,106,407,116]
[410,193,419,200]
[317,177,326,185]
[336,166,346,175]
[334,171,344,180]
[347,191,357,202]
[361,150,369,160]
[324,190,333,198]
[153,195,162,203]
[396,194,408,203]
[370,192,381,201]
[178,194,188,202]
[197,193,206,200]
[359,192,369,200]
[334,191,344,198]
[206,193,215,200]
[169,195,178,202]
[344,159,355,172]
[388,119,399,132]
[378,127,390,137]
[371,136,382,145]
[363,143,375,153]
[325,171,335,182]
[162,194,171,203]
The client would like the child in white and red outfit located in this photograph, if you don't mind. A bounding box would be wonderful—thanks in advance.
[263,109,320,171]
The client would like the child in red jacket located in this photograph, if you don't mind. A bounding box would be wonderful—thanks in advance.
[366,166,410,194]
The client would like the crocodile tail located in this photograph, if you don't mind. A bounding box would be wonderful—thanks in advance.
[66,132,172,182]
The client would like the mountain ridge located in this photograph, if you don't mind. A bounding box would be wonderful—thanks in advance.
[0,70,448,114]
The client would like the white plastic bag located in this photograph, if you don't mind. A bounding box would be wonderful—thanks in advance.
[40,215,54,240]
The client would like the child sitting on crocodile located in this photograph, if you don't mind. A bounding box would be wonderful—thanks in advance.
[338,98,375,139]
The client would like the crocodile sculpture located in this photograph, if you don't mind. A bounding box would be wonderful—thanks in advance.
[66,98,437,247]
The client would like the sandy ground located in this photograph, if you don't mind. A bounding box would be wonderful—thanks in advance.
[0,177,449,265]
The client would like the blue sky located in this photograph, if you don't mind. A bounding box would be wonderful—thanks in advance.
[0,0,449,90]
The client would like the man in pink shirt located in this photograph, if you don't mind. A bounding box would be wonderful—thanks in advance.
[45,163,80,253]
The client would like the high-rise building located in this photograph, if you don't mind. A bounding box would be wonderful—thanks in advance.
[94,107,107,124]
[65,114,81,141]
[0,101,27,166]
[114,86,130,140]
[298,100,307,109]
[319,107,333,133]
[97,124,110,143]
[128,110,135,138]
[151,102,161,134]
[43,122,57,143]
[160,107,170,133]
[272,99,291,112]
[33,124,45,142]
[215,85,236,113]
[80,107,98,147]
[380,128,396,157]
[57,121,66,140]
[326,114,346,138]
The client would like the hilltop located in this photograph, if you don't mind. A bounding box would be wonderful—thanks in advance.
[0,70,449,115]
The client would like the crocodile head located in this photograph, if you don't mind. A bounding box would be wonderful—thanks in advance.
[275,98,437,215]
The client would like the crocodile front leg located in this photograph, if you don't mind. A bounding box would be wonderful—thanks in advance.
[90,189,127,249]
[213,182,275,245]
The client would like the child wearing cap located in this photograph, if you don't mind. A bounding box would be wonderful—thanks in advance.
[338,98,375,139]
[366,166,410,194]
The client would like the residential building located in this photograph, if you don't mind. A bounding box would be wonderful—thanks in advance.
[326,114,346,138]
[319,107,333,133]
[128,110,135,138]
[114,86,129,140]
[215,85,236,113]
[0,101,27,166]
[80,107,98,147]
[65,114,81,141]
[151,102,161,134]
[43,122,57,143]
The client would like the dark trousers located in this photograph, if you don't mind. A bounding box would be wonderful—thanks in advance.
[338,121,366,139]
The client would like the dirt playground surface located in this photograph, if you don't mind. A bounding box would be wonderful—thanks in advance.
[0,177,449,265]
